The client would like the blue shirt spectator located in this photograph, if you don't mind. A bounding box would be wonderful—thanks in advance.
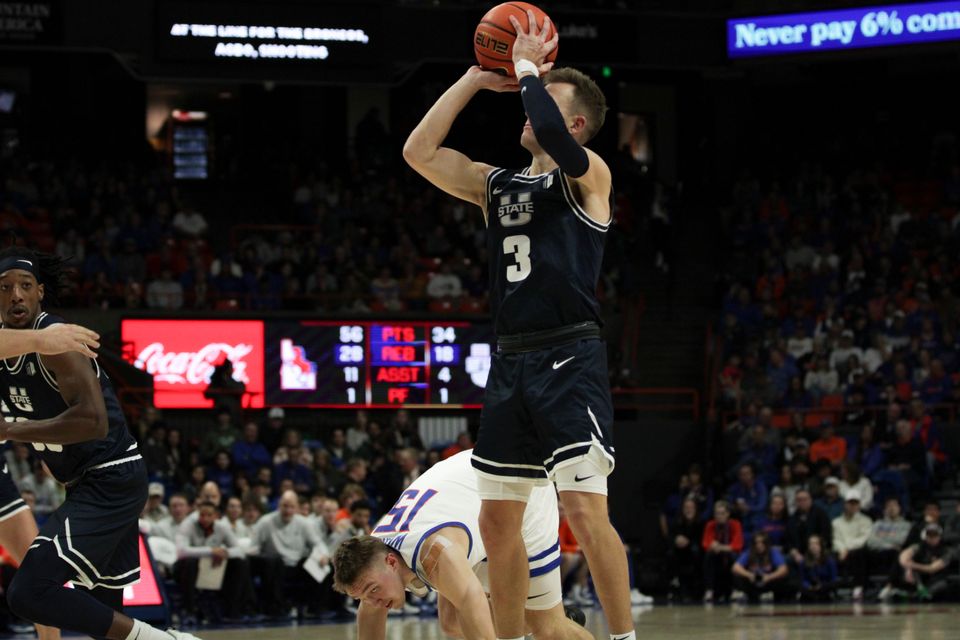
[232,422,273,477]
[766,349,799,402]
[207,450,234,498]
[849,424,885,479]
[728,464,768,533]
[735,545,786,574]
[274,452,315,495]
[800,555,838,591]
[919,360,952,405]
[755,493,790,549]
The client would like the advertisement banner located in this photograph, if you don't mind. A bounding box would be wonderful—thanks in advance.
[121,319,264,409]
[728,2,960,58]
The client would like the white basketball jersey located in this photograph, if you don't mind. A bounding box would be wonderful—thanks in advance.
[371,450,559,592]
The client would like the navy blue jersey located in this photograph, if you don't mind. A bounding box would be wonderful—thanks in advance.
[485,167,609,336]
[0,312,139,484]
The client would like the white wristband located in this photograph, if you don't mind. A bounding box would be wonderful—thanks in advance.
[514,59,539,80]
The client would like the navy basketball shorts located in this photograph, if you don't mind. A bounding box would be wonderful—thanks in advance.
[29,458,147,590]
[472,337,615,485]
[0,462,28,523]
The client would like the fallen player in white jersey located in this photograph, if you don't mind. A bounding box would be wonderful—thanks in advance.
[333,450,589,640]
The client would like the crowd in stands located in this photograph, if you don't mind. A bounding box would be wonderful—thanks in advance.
[663,157,960,604]
[128,406,473,622]
[662,456,960,603]
[0,120,646,319]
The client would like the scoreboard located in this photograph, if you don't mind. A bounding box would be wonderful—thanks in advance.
[122,318,494,409]
[266,320,493,408]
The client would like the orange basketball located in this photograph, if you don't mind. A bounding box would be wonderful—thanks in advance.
[474,2,558,77]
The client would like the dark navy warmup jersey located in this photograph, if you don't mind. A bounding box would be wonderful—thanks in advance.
[0,312,138,484]
[485,166,610,336]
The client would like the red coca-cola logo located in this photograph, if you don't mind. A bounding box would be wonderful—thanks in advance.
[121,320,265,409]
[134,342,254,385]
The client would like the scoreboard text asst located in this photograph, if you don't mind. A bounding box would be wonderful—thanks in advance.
[121,319,494,409]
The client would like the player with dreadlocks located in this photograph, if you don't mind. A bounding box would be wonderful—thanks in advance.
[0,246,202,640]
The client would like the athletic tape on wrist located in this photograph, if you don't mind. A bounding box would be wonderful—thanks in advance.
[515,59,539,80]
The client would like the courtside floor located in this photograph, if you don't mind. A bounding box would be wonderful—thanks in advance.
[45,603,960,640]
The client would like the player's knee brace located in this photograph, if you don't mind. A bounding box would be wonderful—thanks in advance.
[476,475,535,502]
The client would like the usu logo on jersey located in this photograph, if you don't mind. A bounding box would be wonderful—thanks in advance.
[497,192,533,227]
[8,387,32,413]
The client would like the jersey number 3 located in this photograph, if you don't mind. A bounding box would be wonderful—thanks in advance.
[503,235,532,283]
[373,488,438,534]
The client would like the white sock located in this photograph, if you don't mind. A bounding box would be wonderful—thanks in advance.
[125,619,174,640]
[611,632,636,640]
[498,637,525,640]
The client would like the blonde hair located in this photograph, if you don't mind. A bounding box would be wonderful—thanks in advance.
[543,67,607,141]
[332,535,392,593]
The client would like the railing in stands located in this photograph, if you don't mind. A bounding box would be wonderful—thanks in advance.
[230,224,321,250]
[117,388,261,413]
[118,386,701,419]
[611,387,700,421]
[720,403,957,429]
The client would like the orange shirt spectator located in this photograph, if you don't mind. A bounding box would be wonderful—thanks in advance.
[441,432,474,460]
[701,517,743,553]
[809,424,847,464]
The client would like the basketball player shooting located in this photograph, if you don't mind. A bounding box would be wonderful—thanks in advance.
[0,247,201,640]
[403,9,635,640]
[333,451,589,640]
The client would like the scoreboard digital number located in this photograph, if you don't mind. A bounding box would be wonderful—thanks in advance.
[264,320,493,408]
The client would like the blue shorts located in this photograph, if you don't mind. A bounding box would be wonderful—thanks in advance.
[29,458,147,589]
[471,338,615,483]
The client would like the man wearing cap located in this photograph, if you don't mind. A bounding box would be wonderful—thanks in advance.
[261,407,287,452]
[829,330,863,380]
[882,309,910,350]
[904,500,947,548]
[143,482,170,523]
[885,523,958,601]
[832,489,873,601]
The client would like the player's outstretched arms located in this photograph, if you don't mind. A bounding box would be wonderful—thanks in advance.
[0,324,99,359]
[1,352,108,445]
[356,601,388,640]
[403,67,515,208]
[421,527,496,640]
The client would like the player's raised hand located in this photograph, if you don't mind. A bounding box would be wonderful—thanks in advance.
[509,10,558,68]
[35,323,100,358]
[465,65,520,92]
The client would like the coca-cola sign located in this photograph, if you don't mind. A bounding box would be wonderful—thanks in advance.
[121,320,265,409]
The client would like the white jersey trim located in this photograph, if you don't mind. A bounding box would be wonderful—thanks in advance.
[559,171,610,232]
